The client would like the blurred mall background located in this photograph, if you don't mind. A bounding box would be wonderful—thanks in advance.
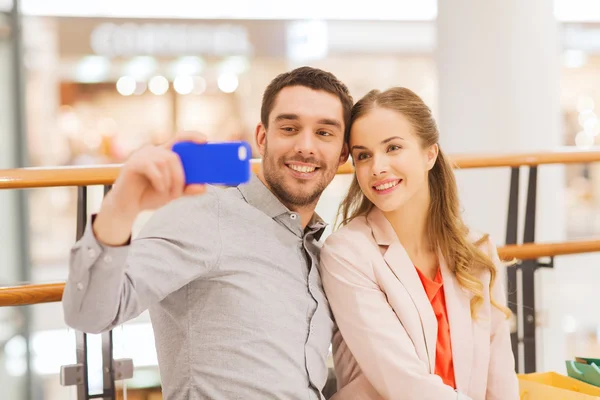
[1,0,600,398]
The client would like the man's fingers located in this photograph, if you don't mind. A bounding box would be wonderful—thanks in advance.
[145,163,167,193]
[164,130,208,149]
[184,185,206,196]
[168,153,185,199]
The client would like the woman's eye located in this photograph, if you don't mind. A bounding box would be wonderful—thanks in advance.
[356,153,370,161]
[388,144,401,152]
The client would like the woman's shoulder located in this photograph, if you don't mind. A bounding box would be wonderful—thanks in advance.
[320,216,378,277]
[324,215,374,249]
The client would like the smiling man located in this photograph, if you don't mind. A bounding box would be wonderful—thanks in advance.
[62,66,352,400]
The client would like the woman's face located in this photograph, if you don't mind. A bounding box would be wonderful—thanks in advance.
[349,107,437,213]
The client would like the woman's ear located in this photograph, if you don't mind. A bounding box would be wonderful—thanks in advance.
[426,143,439,171]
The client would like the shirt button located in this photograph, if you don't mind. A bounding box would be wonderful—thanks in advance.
[103,255,112,263]
[290,214,297,220]
[76,282,84,291]
[88,248,96,258]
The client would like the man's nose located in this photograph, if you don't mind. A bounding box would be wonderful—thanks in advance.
[294,130,317,155]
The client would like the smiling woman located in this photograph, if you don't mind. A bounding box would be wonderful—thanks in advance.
[319,87,519,400]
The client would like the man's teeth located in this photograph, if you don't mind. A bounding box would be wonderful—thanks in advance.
[289,164,316,173]
[375,181,399,191]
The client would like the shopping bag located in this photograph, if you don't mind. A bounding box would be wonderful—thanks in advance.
[566,358,600,387]
[519,372,600,399]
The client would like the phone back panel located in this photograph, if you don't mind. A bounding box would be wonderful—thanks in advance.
[172,141,252,186]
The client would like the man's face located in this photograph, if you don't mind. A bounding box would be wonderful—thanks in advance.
[256,86,349,209]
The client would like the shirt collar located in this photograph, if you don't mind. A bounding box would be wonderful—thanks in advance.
[237,173,328,238]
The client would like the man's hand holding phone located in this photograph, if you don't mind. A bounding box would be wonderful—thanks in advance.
[93,131,208,246]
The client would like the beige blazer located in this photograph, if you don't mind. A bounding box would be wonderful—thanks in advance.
[319,209,519,400]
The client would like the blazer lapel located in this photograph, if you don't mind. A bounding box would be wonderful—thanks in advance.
[367,209,438,373]
[440,255,474,393]
[383,243,438,373]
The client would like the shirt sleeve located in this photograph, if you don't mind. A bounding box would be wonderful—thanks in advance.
[62,190,223,334]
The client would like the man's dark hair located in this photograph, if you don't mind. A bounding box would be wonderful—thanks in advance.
[260,66,353,139]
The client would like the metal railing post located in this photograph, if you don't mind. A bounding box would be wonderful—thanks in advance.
[60,185,133,399]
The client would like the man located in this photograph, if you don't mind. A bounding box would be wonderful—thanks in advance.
[62,66,352,400]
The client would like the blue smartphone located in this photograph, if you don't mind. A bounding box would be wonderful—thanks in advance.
[171,140,252,186]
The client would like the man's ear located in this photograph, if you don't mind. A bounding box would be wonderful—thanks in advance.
[426,143,439,171]
[339,142,350,166]
[255,123,267,157]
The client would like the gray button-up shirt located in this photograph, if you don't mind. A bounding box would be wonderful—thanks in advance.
[62,174,335,400]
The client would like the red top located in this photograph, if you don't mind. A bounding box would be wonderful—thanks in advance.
[415,266,456,389]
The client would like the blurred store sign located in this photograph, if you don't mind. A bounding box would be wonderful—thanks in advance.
[286,20,328,62]
[52,17,600,63]
[90,22,253,57]
[57,18,287,58]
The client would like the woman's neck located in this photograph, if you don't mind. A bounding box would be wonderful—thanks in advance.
[385,186,432,259]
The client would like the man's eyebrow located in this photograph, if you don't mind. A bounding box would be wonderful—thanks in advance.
[273,114,342,130]
[273,113,299,122]
[318,118,343,130]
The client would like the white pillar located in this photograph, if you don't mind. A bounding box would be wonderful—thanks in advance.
[0,12,29,400]
[436,1,565,373]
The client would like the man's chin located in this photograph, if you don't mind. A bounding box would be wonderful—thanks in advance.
[273,181,324,208]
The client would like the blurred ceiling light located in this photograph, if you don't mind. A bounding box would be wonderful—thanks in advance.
[584,115,599,131]
[579,110,597,128]
[555,0,600,22]
[173,76,194,95]
[218,56,250,75]
[124,56,158,81]
[575,130,595,149]
[563,49,588,68]
[75,56,110,83]
[116,76,137,96]
[585,123,600,137]
[192,76,207,95]
[218,73,239,93]
[134,81,147,96]
[577,96,595,113]
[18,0,437,21]
[149,76,170,95]
[169,56,205,78]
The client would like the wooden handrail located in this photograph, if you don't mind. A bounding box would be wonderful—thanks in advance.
[497,239,600,260]
[0,283,65,307]
[1,149,600,189]
[450,149,600,169]
[1,238,599,307]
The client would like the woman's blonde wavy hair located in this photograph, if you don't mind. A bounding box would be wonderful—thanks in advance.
[338,87,510,319]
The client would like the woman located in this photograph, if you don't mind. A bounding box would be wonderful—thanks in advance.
[319,88,519,400]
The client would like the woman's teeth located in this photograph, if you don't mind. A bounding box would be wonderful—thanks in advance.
[374,180,400,191]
